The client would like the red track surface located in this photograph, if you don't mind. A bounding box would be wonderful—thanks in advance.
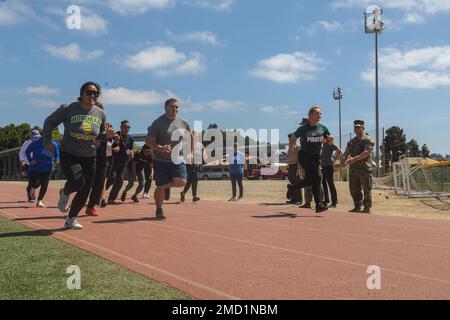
[1,183,450,300]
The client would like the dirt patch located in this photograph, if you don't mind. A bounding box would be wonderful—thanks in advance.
[4,180,449,220]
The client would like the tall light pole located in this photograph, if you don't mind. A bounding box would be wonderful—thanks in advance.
[332,87,343,150]
[365,5,384,177]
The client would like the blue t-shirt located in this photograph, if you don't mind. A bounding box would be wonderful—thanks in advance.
[25,139,60,173]
[228,152,245,175]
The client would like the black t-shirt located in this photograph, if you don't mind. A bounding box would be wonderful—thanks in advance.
[134,151,153,171]
[112,132,134,164]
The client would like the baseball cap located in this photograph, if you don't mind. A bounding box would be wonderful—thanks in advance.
[31,130,41,139]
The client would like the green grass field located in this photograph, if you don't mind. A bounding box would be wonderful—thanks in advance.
[0,216,193,300]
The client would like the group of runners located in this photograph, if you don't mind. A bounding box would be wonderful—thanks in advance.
[20,81,373,230]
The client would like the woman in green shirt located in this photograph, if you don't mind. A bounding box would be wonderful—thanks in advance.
[288,106,331,214]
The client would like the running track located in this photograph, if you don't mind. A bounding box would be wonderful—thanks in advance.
[1,182,450,300]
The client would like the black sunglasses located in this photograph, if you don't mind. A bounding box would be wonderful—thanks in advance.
[85,90,100,98]
[121,126,131,129]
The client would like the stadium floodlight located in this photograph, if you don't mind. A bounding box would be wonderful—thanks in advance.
[364,5,384,178]
[332,87,343,150]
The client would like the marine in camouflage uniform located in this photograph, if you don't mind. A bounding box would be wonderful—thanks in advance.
[341,120,374,214]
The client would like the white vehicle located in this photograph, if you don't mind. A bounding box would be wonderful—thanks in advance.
[198,168,230,180]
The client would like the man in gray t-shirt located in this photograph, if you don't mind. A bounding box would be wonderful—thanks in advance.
[146,98,192,220]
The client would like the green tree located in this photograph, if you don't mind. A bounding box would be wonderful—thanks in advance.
[421,144,431,158]
[0,123,33,151]
[406,139,420,157]
[383,126,407,162]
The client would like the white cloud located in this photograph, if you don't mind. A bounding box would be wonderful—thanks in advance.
[81,10,109,35]
[107,0,174,15]
[362,45,450,89]
[261,106,277,114]
[0,1,25,25]
[249,52,325,84]
[185,100,247,112]
[45,6,108,35]
[299,19,359,38]
[25,86,60,95]
[102,87,168,106]
[402,12,426,24]
[166,30,221,46]
[174,53,206,75]
[44,43,103,61]
[331,0,450,25]
[124,46,206,76]
[0,0,58,29]
[30,98,60,108]
[318,20,344,32]
[261,105,293,114]
[183,0,235,12]
[331,0,450,13]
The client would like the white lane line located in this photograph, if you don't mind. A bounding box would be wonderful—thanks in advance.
[204,214,450,251]
[84,208,450,287]
[3,185,450,288]
[0,209,241,300]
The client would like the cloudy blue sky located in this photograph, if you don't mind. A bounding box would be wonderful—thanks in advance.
[0,0,449,154]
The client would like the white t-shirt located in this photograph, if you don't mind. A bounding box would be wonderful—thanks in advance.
[106,141,113,157]
[192,142,205,165]
[19,139,33,165]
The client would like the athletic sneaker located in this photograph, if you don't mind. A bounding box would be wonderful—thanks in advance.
[193,196,200,203]
[164,188,171,201]
[142,193,150,199]
[85,207,98,216]
[36,200,45,208]
[228,197,237,202]
[108,199,118,205]
[180,192,186,202]
[156,208,166,220]
[349,206,362,213]
[58,188,70,213]
[131,195,139,203]
[121,191,127,202]
[64,217,83,230]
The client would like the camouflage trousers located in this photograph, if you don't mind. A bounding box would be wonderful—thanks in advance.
[349,169,372,208]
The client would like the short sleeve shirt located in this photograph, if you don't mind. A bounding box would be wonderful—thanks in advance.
[227,152,245,175]
[147,115,191,163]
[294,123,330,156]
[321,143,338,167]
[134,151,153,171]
